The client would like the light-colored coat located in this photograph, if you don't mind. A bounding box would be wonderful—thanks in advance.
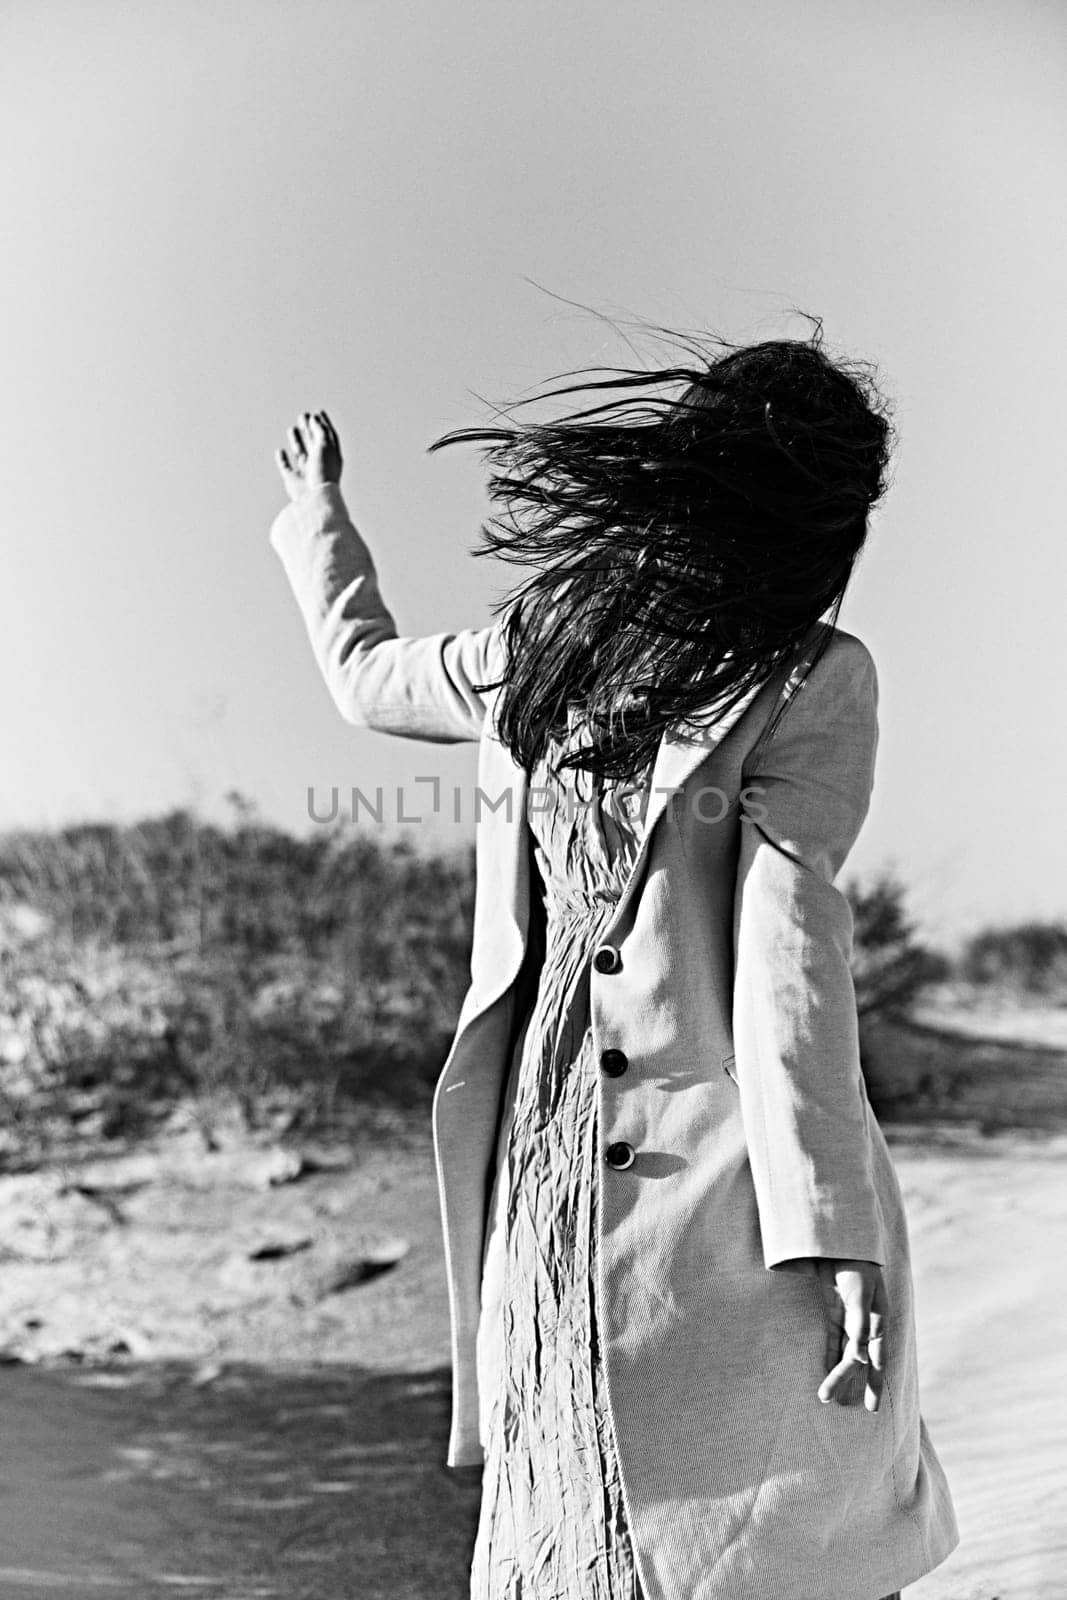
[270,482,960,1600]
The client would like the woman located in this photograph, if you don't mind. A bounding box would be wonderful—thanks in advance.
[269,325,960,1600]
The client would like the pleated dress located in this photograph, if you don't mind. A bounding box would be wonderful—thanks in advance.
[470,714,651,1600]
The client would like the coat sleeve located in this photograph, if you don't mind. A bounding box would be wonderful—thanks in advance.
[269,482,503,743]
[731,633,887,1270]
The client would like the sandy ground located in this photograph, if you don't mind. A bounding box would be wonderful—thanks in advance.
[0,1360,478,1600]
[880,1125,1067,1600]
[0,1116,453,1373]
[0,1108,1064,1598]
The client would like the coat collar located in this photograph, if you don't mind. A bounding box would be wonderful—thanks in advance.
[470,671,781,1012]
[644,677,768,837]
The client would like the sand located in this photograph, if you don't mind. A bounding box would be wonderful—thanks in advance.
[885,1125,1067,1599]
[0,1115,1063,1596]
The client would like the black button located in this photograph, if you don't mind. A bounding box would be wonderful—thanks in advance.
[593,944,621,974]
[605,1140,636,1170]
[600,1049,629,1077]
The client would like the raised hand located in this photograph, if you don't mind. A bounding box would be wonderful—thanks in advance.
[275,410,344,503]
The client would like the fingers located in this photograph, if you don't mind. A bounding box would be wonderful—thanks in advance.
[816,1263,887,1413]
[275,410,341,503]
[276,416,321,474]
[862,1279,888,1412]
[841,1273,887,1413]
[818,1347,870,1408]
[285,411,338,445]
[842,1275,872,1366]
[289,411,338,458]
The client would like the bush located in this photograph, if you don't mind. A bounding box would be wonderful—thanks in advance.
[844,869,948,1019]
[0,802,478,1159]
[959,921,1067,998]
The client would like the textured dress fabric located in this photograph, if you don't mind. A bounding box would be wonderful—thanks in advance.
[469,718,904,1600]
[471,720,652,1600]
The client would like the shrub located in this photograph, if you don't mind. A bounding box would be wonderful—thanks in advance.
[0,803,478,1158]
[959,921,1067,998]
[844,868,948,1018]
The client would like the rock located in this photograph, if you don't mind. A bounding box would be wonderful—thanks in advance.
[292,1145,353,1175]
[247,1235,313,1262]
[107,1327,152,1358]
[309,1236,410,1299]
[263,1148,306,1187]
[207,1145,307,1190]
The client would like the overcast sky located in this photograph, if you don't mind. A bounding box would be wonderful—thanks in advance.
[2,0,1064,947]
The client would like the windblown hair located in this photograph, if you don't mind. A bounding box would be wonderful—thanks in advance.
[428,315,894,785]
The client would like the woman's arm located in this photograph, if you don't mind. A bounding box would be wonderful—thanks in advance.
[733,634,890,1410]
[269,412,502,743]
[731,631,885,1271]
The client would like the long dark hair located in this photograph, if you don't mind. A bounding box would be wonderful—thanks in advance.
[429,315,894,785]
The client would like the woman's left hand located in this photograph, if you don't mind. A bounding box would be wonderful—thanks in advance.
[813,1258,887,1412]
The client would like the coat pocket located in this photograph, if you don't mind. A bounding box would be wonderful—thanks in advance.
[722,1052,739,1086]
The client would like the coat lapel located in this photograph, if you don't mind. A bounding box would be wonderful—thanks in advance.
[473,674,773,1009]
[598,676,770,939]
